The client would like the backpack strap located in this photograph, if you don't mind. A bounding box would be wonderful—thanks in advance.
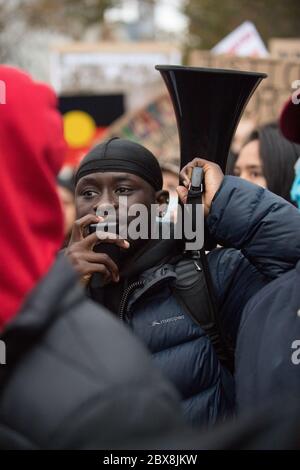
[171,252,234,372]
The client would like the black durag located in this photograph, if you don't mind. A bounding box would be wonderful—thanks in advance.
[75,137,163,190]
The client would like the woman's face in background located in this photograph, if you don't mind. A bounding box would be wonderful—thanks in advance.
[234,139,267,188]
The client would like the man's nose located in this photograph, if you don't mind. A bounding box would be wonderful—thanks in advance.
[93,192,118,217]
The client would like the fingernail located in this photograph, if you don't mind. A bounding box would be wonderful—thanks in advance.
[124,240,130,248]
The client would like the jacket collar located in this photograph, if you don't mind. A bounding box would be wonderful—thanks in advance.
[120,234,183,280]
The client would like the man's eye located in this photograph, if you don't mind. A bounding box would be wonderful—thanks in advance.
[115,187,133,194]
[82,190,98,198]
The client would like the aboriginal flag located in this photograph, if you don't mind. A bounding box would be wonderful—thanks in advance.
[59,94,124,166]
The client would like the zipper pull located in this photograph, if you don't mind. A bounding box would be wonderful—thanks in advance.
[194,260,202,271]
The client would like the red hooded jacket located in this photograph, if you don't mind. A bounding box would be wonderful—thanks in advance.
[0,66,65,330]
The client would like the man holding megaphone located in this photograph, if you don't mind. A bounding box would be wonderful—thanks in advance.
[66,135,300,427]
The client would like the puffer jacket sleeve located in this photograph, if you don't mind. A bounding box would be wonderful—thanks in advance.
[206,176,300,345]
[207,176,300,279]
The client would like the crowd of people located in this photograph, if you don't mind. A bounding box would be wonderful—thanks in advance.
[0,65,300,450]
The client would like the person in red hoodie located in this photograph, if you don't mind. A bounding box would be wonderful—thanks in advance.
[0,67,65,328]
[0,66,191,449]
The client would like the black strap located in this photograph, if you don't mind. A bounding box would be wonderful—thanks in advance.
[178,167,234,371]
[172,253,234,372]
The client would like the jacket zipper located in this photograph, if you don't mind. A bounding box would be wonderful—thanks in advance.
[119,280,145,322]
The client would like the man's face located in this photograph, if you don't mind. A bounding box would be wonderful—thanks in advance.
[75,171,158,248]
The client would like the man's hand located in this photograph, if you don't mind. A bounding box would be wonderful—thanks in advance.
[65,214,129,285]
[176,158,224,216]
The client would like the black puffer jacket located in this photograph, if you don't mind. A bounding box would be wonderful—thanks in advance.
[0,255,189,450]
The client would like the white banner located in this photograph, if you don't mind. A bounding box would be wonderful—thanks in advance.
[212,21,269,58]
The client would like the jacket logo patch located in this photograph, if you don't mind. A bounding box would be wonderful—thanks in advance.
[151,315,185,327]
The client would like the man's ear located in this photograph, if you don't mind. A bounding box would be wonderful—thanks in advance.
[155,190,169,218]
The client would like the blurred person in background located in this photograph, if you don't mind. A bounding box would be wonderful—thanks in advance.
[0,66,192,450]
[235,97,300,415]
[230,122,300,203]
[161,162,179,222]
[230,116,257,156]
[291,157,300,209]
[57,173,76,247]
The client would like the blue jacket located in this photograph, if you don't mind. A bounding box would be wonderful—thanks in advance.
[235,261,300,413]
[102,176,300,427]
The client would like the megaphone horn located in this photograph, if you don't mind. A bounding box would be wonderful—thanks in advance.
[155,65,267,171]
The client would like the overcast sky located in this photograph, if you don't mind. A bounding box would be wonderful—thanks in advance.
[105,0,188,33]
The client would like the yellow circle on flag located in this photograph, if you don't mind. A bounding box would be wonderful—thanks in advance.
[63,110,96,148]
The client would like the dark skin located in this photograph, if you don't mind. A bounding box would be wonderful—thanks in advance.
[66,159,224,286]
[66,171,168,285]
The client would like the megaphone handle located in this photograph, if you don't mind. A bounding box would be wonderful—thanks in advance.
[184,167,204,248]
[190,167,204,193]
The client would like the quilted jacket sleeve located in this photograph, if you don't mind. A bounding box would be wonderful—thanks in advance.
[206,176,300,344]
[207,176,300,279]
